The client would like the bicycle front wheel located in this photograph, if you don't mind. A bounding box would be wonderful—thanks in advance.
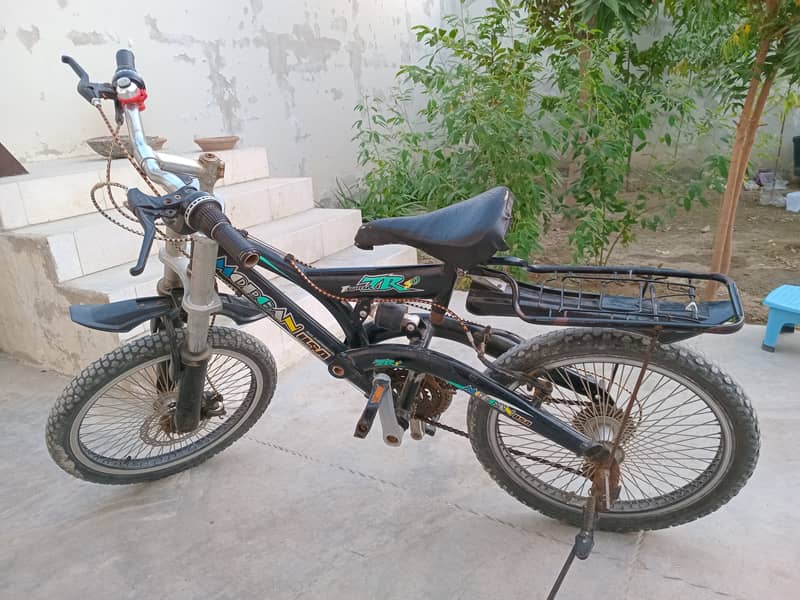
[46,326,276,484]
[467,329,760,532]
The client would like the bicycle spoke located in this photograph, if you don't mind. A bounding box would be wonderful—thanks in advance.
[493,355,729,513]
[76,351,259,467]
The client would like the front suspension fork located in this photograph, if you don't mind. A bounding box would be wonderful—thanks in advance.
[173,234,222,432]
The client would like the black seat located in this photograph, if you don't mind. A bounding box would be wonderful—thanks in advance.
[354,186,514,268]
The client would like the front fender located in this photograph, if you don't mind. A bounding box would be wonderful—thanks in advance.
[69,294,265,333]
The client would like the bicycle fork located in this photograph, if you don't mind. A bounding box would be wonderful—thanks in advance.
[173,234,222,432]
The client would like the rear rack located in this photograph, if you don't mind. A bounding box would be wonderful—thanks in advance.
[466,257,744,334]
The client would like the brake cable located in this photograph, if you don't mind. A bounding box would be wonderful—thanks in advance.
[89,104,192,249]
[282,253,554,395]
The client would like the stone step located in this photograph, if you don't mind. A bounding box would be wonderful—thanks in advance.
[0,147,269,230]
[222,177,313,231]
[6,177,316,282]
[60,207,364,297]
[244,208,363,266]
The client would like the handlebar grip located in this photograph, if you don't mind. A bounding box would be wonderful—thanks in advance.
[188,201,260,269]
[112,48,145,89]
[115,49,136,71]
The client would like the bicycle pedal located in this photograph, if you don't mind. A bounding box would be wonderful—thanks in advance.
[377,384,405,448]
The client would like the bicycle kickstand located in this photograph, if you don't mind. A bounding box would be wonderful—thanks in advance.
[545,495,598,600]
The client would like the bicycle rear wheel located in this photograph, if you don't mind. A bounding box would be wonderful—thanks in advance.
[46,326,276,484]
[467,329,760,532]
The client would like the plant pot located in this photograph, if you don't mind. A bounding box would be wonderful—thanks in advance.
[194,136,240,152]
[86,135,167,159]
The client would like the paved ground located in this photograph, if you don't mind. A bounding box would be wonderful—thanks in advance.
[1,294,798,600]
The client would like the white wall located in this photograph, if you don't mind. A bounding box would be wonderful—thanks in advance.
[1,0,450,199]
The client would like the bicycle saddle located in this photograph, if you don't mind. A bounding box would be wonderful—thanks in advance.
[354,186,514,268]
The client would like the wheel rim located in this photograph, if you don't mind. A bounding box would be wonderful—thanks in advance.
[487,356,735,517]
[69,349,263,475]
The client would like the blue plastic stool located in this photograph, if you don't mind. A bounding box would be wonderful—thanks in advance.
[762,285,800,352]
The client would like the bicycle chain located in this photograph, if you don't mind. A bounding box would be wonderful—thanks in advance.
[420,417,584,476]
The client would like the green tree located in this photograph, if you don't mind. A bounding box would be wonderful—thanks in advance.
[686,0,800,293]
[343,1,729,264]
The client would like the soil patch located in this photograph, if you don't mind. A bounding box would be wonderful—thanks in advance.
[537,192,800,324]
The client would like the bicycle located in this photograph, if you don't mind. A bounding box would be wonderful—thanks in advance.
[47,50,760,597]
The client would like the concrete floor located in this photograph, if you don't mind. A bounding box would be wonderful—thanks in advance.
[1,294,798,600]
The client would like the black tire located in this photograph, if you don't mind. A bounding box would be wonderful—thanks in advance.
[46,326,276,484]
[467,329,760,532]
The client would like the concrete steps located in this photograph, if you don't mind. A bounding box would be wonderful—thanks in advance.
[7,177,316,283]
[0,146,419,375]
[0,147,270,229]
[60,207,363,301]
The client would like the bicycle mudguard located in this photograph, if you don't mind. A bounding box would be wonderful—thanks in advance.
[69,294,265,333]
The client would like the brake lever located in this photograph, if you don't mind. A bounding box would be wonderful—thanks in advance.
[61,55,118,116]
[61,55,89,82]
[126,186,195,276]
[130,207,158,276]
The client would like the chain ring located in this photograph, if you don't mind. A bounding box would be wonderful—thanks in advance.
[389,369,454,420]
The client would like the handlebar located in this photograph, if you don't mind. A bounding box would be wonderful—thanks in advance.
[62,48,192,192]
[186,200,260,269]
[126,186,259,274]
[65,49,254,273]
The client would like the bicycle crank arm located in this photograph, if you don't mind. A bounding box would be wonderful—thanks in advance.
[353,373,390,439]
[353,373,405,446]
[335,345,595,456]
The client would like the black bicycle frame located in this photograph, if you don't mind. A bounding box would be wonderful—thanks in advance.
[213,240,596,456]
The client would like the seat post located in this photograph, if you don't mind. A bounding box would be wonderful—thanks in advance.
[430,266,458,325]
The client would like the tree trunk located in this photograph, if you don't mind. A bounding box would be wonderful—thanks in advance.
[563,18,595,215]
[703,26,775,299]
[563,44,591,209]
[718,74,774,272]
